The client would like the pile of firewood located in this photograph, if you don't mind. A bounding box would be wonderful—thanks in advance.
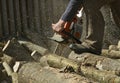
[0,38,120,83]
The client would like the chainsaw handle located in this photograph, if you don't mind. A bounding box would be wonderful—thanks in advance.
[63,17,77,32]
[64,22,72,32]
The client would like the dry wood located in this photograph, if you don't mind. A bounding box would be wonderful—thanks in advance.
[81,66,120,83]
[18,41,50,66]
[69,52,120,72]
[11,73,18,83]
[19,40,49,56]
[109,45,118,51]
[45,54,120,82]
[2,38,34,61]
[2,62,18,83]
[2,61,13,76]
[13,61,20,72]
[18,62,96,83]
[102,49,120,58]
[46,54,79,72]
[31,51,42,61]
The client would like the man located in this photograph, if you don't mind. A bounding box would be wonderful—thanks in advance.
[52,0,120,55]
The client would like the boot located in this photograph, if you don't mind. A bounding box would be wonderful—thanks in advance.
[69,43,101,55]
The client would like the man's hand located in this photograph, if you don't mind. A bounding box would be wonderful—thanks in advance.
[52,19,65,33]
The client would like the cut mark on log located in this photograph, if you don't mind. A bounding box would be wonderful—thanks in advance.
[13,62,20,72]
[2,40,10,52]
[31,50,36,56]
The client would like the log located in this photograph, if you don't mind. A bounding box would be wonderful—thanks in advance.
[2,61,13,76]
[18,41,50,66]
[2,62,18,83]
[18,62,96,83]
[18,40,49,55]
[69,52,120,72]
[19,40,71,57]
[21,44,120,72]
[2,38,34,61]
[45,54,120,82]
[109,45,118,51]
[102,49,120,58]
[46,54,79,72]
[81,66,120,83]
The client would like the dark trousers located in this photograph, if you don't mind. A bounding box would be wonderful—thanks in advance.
[82,0,120,51]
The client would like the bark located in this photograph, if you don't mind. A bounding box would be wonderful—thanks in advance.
[2,62,18,83]
[18,40,49,55]
[2,61,13,76]
[102,49,120,58]
[2,38,33,61]
[81,66,120,83]
[109,45,118,51]
[44,54,120,83]
[69,52,120,72]
[46,54,79,72]
[18,62,96,83]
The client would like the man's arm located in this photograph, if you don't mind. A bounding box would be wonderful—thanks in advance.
[61,0,83,22]
[52,0,83,32]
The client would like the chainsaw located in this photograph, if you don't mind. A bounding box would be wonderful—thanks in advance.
[49,17,82,44]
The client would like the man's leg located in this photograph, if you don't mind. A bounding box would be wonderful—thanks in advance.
[70,0,106,54]
[82,0,105,53]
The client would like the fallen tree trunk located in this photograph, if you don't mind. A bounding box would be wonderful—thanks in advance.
[18,43,120,73]
[18,62,96,83]
[69,52,120,72]
[102,49,120,58]
[81,66,120,83]
[2,62,18,83]
[45,54,120,83]
[109,45,118,51]
[18,40,49,55]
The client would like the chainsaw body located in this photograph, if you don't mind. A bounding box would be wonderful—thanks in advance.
[50,17,82,44]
